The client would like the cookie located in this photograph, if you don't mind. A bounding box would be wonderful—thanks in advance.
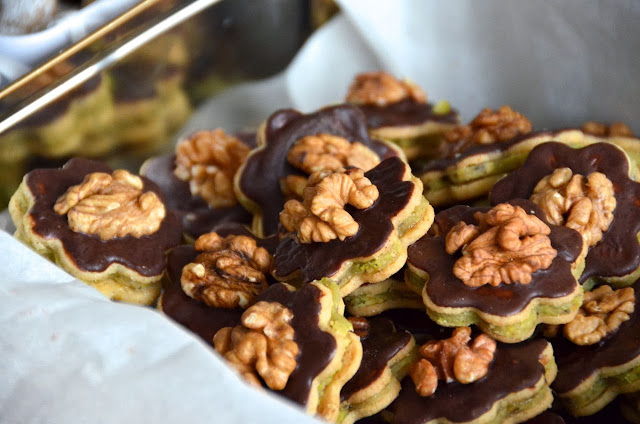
[110,62,191,153]
[345,71,459,160]
[552,280,640,417]
[344,270,423,317]
[339,317,418,424]
[387,329,557,424]
[407,199,585,343]
[272,157,434,297]
[213,279,361,422]
[234,104,403,237]
[490,142,640,288]
[9,158,182,305]
[158,224,278,345]
[418,128,640,208]
[140,129,254,240]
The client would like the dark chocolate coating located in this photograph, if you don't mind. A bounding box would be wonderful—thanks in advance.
[162,245,243,345]
[552,279,640,394]
[357,99,458,129]
[25,158,182,276]
[340,317,412,401]
[141,154,252,239]
[389,339,549,424]
[524,411,566,424]
[272,157,415,283]
[239,104,399,236]
[379,309,448,345]
[490,142,640,283]
[257,283,337,407]
[408,199,583,316]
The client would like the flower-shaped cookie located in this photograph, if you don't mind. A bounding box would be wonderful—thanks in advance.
[272,157,434,297]
[490,142,640,287]
[406,199,585,343]
[9,158,182,305]
[159,223,278,345]
[345,71,459,160]
[234,104,402,237]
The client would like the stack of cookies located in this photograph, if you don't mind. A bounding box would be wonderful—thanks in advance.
[9,71,640,423]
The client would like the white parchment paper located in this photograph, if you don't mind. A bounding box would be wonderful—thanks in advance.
[2,1,639,422]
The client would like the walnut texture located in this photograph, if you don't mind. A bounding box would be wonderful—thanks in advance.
[346,71,427,106]
[54,170,165,240]
[564,285,635,345]
[409,327,496,397]
[440,105,532,158]
[280,168,379,243]
[181,233,271,309]
[174,129,250,208]
[530,168,616,248]
[582,121,634,137]
[279,174,308,200]
[213,301,299,390]
[287,133,381,175]
[446,203,557,287]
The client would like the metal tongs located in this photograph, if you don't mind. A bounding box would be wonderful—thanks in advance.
[0,0,222,135]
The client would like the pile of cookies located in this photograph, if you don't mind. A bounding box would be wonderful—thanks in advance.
[9,71,640,423]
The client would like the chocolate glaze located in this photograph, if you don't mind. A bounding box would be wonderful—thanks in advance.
[552,279,640,394]
[490,142,640,283]
[524,411,566,424]
[239,104,399,236]
[357,99,458,129]
[162,245,243,345]
[390,338,549,424]
[141,154,252,239]
[340,317,412,401]
[272,157,415,283]
[26,158,182,276]
[257,283,337,407]
[407,199,583,317]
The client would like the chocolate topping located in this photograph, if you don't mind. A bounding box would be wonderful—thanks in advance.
[553,279,640,394]
[25,158,182,276]
[239,104,399,236]
[257,283,337,406]
[357,99,458,129]
[341,317,412,401]
[141,154,252,239]
[490,142,640,282]
[162,245,243,345]
[390,339,549,424]
[524,411,566,424]
[379,309,448,345]
[272,157,414,283]
[408,199,583,316]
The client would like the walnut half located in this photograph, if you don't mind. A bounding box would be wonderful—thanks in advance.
[174,129,250,208]
[446,203,557,287]
[280,167,379,243]
[213,301,299,390]
[54,170,165,240]
[181,232,272,309]
[346,71,427,106]
[409,327,497,397]
[564,285,635,345]
[440,105,532,158]
[530,168,616,248]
